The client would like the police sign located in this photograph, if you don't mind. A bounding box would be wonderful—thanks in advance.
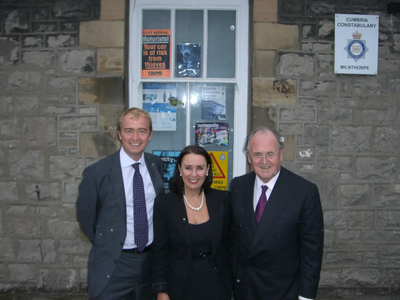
[334,14,379,75]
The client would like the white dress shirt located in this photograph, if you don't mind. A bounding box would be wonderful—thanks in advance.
[120,148,156,249]
[253,171,280,211]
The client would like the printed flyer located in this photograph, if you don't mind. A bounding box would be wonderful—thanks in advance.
[142,83,177,131]
[176,43,201,77]
[195,123,229,147]
[142,29,171,78]
[201,85,226,120]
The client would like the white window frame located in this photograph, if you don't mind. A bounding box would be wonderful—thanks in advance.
[128,0,249,177]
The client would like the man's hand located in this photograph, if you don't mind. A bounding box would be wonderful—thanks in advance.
[157,292,170,300]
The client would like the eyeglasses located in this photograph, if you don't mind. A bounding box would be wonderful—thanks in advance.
[250,151,280,160]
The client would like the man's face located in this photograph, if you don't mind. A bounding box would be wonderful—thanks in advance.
[248,131,283,184]
[118,115,152,161]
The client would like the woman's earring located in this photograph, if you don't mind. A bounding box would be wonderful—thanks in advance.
[180,173,182,176]
[206,173,208,176]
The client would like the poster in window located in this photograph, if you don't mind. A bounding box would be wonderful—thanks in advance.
[208,151,228,191]
[201,85,226,120]
[153,150,181,193]
[195,123,229,147]
[142,29,170,78]
[143,83,177,131]
[176,43,201,77]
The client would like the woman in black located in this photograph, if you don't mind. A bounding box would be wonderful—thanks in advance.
[152,145,232,300]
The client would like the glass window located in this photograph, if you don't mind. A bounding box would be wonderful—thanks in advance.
[207,10,236,78]
[129,0,249,184]
[143,10,170,30]
[175,10,203,78]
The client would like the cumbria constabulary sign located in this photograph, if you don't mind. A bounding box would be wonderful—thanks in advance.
[334,14,379,75]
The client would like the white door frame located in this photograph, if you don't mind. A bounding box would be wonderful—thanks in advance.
[128,0,249,177]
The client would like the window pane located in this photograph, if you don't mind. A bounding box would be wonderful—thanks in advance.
[190,83,235,189]
[142,82,187,154]
[207,10,236,78]
[142,10,171,78]
[143,10,170,30]
[175,10,203,78]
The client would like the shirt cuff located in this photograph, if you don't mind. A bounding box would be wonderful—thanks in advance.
[299,296,313,300]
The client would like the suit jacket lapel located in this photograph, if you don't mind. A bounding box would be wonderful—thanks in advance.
[251,168,291,250]
[239,173,258,241]
[170,193,191,247]
[207,191,222,256]
[144,153,164,196]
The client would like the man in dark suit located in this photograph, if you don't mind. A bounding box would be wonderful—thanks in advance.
[230,127,324,300]
[77,107,165,300]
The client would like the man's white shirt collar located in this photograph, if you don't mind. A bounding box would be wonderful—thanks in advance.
[120,147,145,168]
[255,169,280,192]
[253,170,281,210]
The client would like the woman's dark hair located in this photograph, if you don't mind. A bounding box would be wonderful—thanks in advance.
[170,145,213,195]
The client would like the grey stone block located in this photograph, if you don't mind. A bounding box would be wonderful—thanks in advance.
[7,71,42,90]
[49,156,82,180]
[38,268,78,290]
[277,53,314,77]
[331,126,372,152]
[9,150,45,180]
[25,117,57,147]
[59,50,95,74]
[59,115,98,131]
[8,264,35,282]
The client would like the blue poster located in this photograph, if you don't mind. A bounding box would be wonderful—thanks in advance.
[142,83,178,131]
[153,150,181,193]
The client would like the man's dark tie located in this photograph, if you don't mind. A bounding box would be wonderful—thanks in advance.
[132,163,148,252]
[255,185,268,224]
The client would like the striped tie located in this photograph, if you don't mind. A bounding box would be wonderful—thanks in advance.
[255,185,268,224]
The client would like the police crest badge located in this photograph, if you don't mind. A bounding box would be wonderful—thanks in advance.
[344,31,369,62]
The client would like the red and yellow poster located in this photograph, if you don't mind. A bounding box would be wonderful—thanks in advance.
[142,29,171,78]
[208,151,228,191]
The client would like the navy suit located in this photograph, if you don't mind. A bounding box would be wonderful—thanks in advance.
[230,167,324,300]
[76,151,165,299]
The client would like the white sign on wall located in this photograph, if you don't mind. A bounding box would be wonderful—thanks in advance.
[334,14,379,75]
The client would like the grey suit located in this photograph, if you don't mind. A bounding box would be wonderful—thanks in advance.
[76,150,165,299]
[230,167,324,300]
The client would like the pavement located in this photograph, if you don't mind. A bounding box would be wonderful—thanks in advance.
[0,291,400,300]
[0,293,88,300]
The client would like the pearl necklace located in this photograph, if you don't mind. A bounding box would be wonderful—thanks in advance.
[183,190,204,211]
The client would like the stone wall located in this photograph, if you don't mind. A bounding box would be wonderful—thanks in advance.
[0,0,125,293]
[253,0,400,297]
[1,0,400,297]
